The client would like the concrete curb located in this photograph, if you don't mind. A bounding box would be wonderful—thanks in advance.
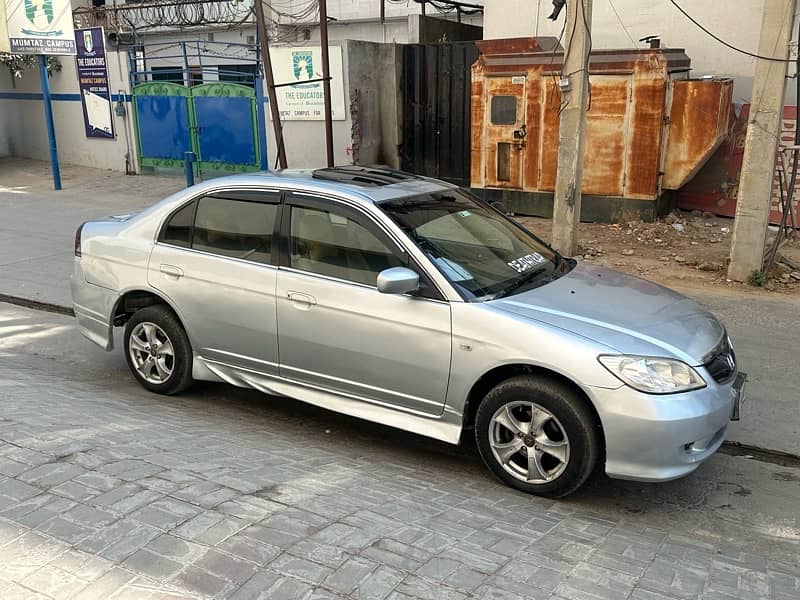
[0,293,74,317]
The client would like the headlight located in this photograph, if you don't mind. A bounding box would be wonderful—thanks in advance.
[598,355,706,394]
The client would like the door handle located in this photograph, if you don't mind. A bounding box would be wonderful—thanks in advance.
[160,264,184,279]
[287,291,316,307]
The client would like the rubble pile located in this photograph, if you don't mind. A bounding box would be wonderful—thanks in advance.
[518,209,799,294]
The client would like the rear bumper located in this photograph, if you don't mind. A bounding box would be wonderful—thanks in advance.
[590,373,738,482]
[70,258,117,351]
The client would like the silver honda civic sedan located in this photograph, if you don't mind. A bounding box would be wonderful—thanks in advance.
[71,166,745,497]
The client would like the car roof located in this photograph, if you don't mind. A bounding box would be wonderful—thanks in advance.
[188,166,458,204]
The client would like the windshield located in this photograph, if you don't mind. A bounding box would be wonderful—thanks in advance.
[379,189,568,300]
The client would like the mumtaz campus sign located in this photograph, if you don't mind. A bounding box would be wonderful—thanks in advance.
[0,0,76,55]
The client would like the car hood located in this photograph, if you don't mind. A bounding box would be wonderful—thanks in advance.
[491,263,723,365]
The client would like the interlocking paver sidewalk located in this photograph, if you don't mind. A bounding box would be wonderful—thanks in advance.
[0,306,798,599]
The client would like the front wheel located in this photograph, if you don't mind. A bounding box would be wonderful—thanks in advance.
[124,305,193,395]
[475,375,599,498]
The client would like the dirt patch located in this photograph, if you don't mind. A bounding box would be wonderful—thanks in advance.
[515,210,800,297]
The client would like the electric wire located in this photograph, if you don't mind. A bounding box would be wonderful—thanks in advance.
[667,0,796,63]
[607,0,636,48]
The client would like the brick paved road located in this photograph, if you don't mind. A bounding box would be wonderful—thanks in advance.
[0,305,799,599]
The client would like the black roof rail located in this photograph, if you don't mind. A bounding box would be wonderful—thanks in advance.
[312,166,422,187]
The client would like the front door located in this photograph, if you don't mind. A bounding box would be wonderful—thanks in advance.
[485,76,527,189]
[276,193,452,416]
[147,189,281,374]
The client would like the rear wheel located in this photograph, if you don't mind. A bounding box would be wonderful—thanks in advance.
[124,305,193,395]
[475,375,599,498]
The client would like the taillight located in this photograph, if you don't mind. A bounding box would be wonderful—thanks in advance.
[74,222,86,257]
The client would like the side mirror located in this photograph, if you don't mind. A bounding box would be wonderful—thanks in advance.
[377,267,420,295]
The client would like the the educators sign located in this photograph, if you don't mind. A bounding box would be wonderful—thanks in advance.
[1,0,76,54]
[75,27,114,139]
[270,46,345,121]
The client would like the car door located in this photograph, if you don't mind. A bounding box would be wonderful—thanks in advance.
[147,189,282,375]
[276,192,452,416]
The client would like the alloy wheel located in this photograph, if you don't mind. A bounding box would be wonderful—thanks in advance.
[128,321,175,385]
[488,401,570,483]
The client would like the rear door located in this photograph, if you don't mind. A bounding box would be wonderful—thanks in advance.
[147,189,281,374]
[275,192,453,416]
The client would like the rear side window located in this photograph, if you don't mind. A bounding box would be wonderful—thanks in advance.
[161,200,196,248]
[193,197,277,264]
[159,192,279,265]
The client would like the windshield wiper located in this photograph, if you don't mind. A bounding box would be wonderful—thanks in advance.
[494,267,549,299]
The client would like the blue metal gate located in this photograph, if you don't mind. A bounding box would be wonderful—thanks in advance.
[133,82,193,169]
[191,83,259,172]
[129,40,266,174]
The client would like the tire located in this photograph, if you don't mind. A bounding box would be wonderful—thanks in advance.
[123,304,193,395]
[474,375,599,498]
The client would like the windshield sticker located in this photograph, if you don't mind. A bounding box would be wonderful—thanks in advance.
[457,210,472,218]
[508,252,546,274]
[434,257,473,281]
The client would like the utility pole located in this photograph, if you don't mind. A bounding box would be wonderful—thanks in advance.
[551,0,592,256]
[254,0,288,169]
[319,0,335,167]
[728,0,796,281]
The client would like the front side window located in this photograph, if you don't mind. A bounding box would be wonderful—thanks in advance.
[159,193,278,264]
[290,204,403,286]
[379,189,568,300]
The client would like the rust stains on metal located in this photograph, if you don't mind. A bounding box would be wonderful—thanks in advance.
[662,79,734,190]
[471,39,726,205]
[581,76,630,196]
[470,68,485,188]
[539,77,560,192]
[523,78,543,190]
[625,78,666,199]
[475,37,544,56]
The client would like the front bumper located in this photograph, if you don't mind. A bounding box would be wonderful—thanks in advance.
[589,373,739,482]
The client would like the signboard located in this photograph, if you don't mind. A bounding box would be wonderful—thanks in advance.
[0,3,9,52]
[2,0,76,54]
[270,46,345,121]
[75,27,114,139]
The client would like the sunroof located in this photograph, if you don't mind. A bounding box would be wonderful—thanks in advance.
[312,166,421,187]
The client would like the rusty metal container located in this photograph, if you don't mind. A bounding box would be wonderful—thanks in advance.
[470,38,733,221]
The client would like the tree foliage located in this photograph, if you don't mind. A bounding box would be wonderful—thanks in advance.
[0,53,62,79]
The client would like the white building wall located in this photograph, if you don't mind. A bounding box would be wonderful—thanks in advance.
[484,0,799,103]
[0,50,137,171]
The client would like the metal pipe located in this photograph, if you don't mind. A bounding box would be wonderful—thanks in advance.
[319,0,335,167]
[254,0,287,168]
[196,40,203,82]
[181,41,190,85]
[380,0,385,23]
[38,56,62,191]
[254,68,269,171]
[184,151,196,186]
